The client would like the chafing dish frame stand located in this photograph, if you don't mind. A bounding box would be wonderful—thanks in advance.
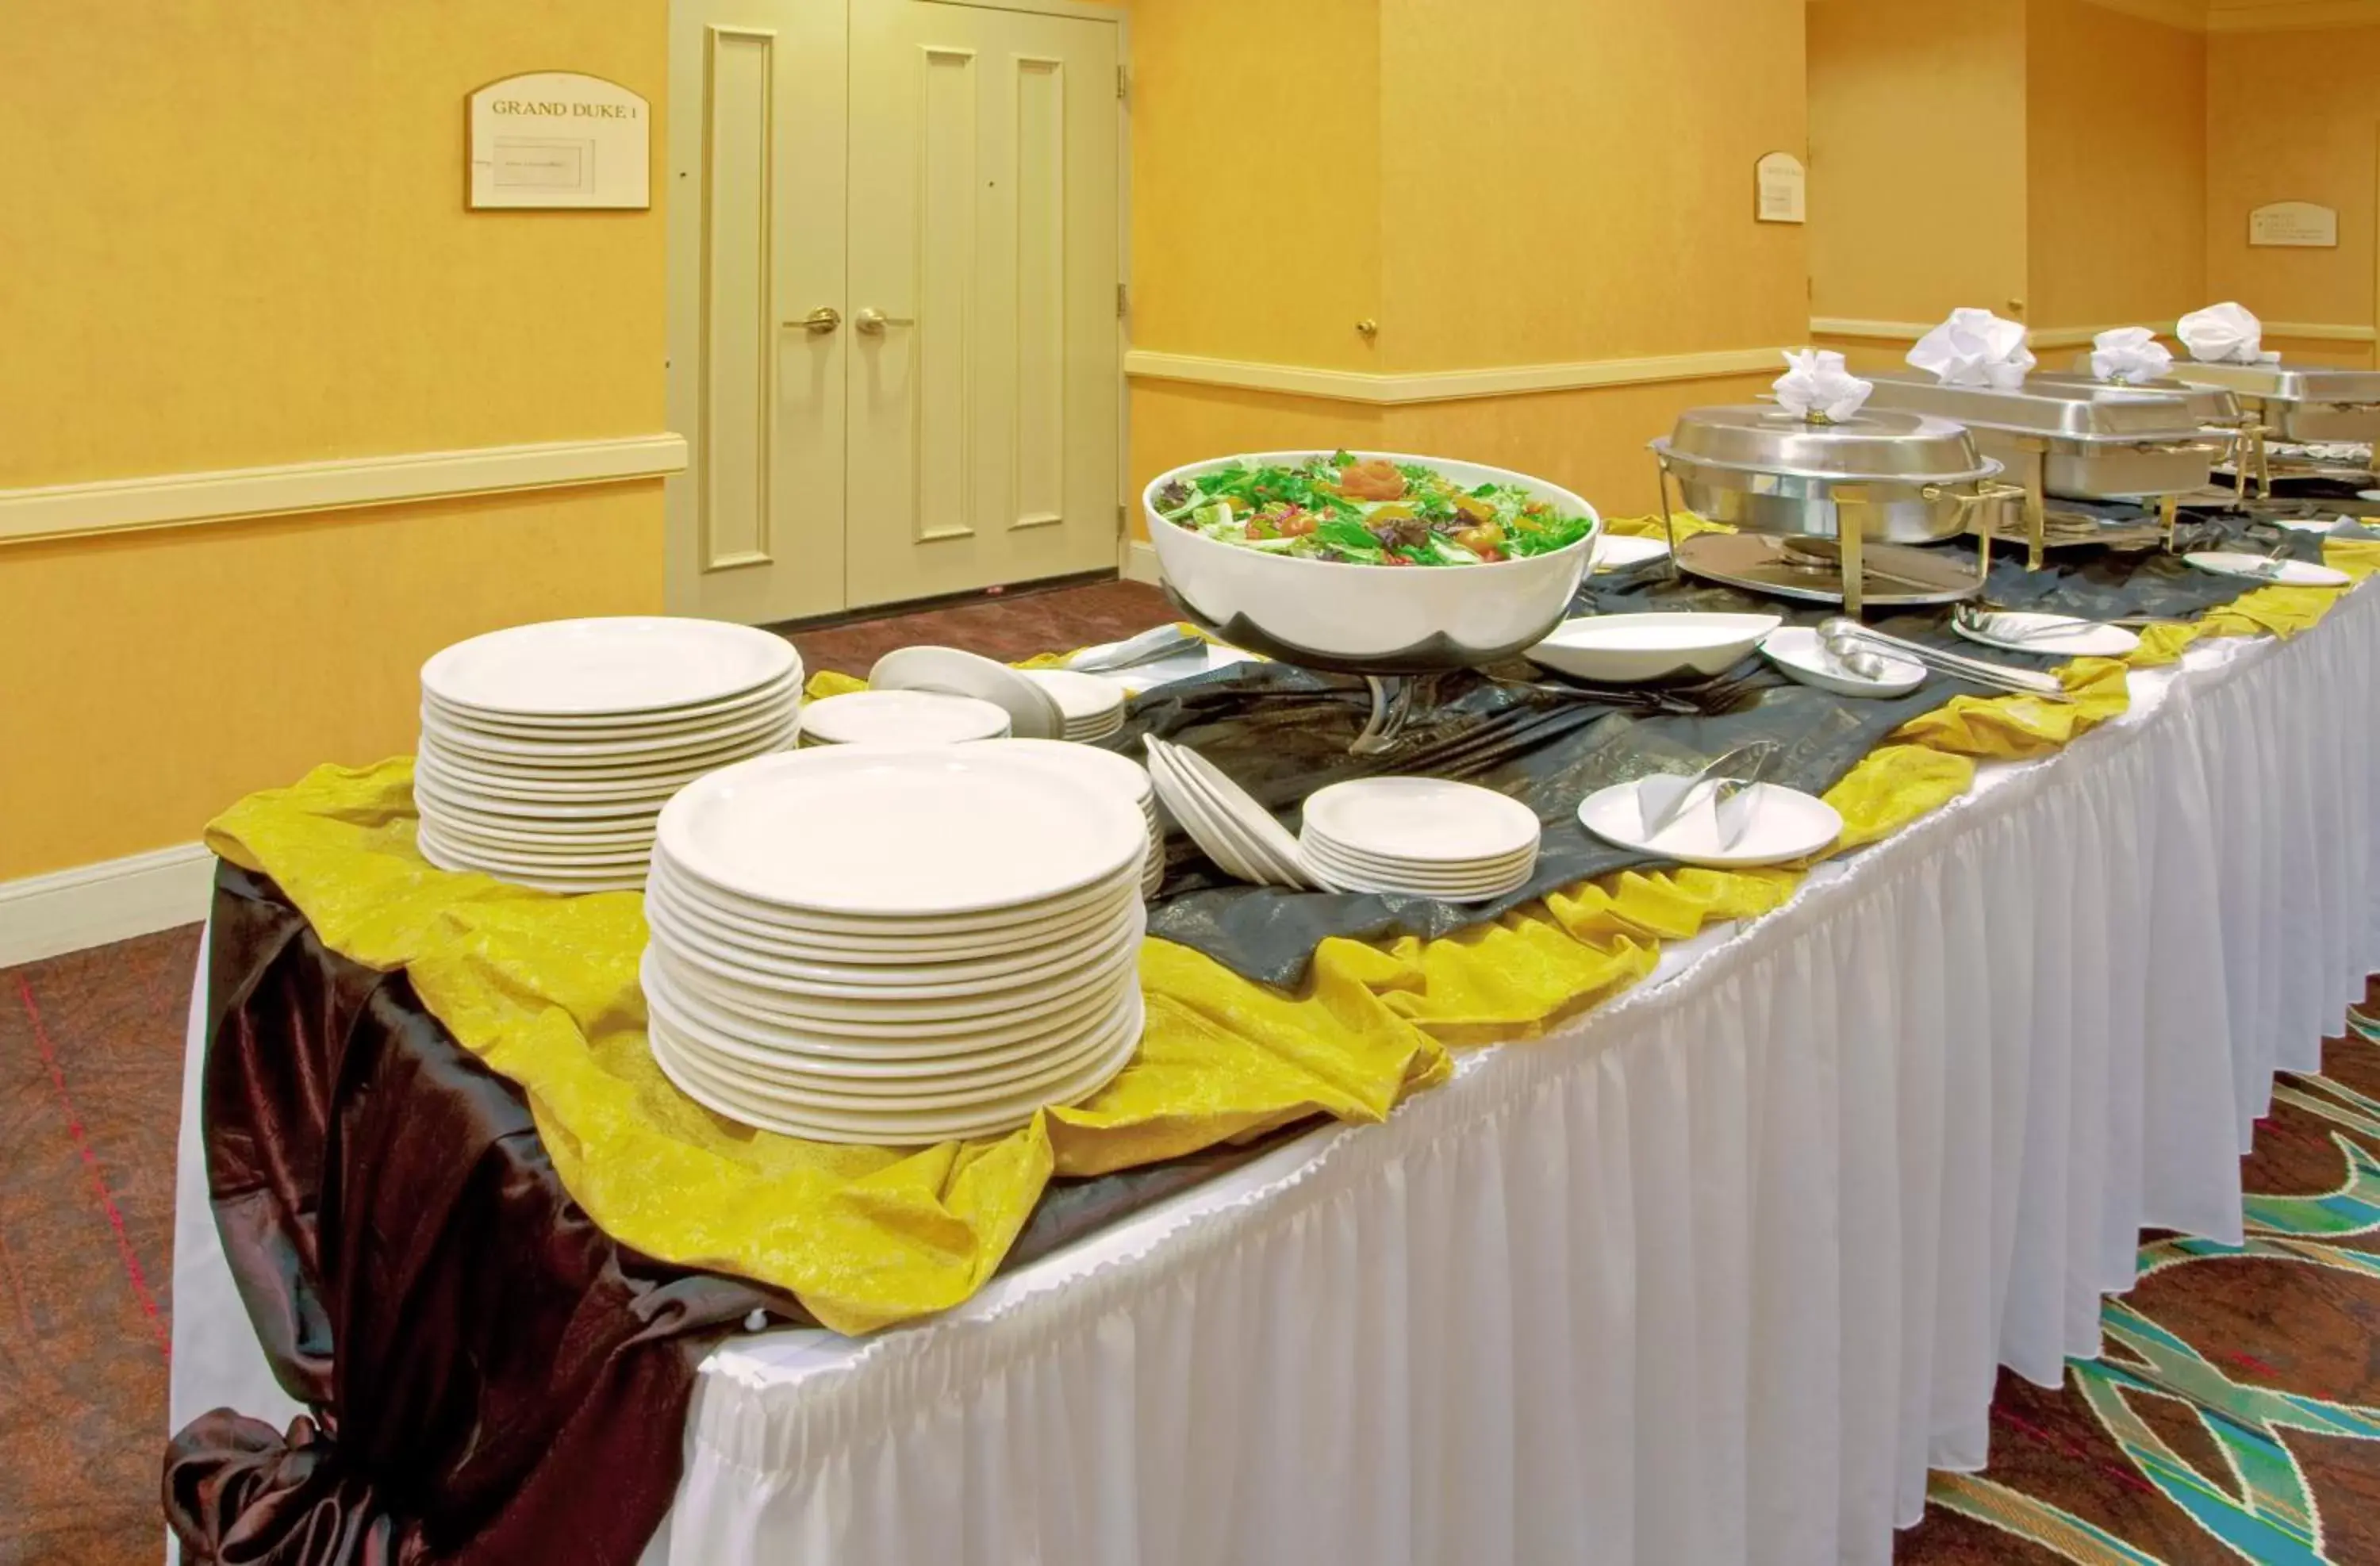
[1652,451,2003,620]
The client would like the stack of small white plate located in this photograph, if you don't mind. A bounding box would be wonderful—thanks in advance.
[1022,669,1128,743]
[870,647,1065,739]
[797,689,1012,747]
[970,738,1164,898]
[641,745,1150,1145]
[1298,777,1542,900]
[416,618,801,893]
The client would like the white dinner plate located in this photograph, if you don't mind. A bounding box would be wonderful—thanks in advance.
[2359,490,2380,504]
[1591,534,1672,572]
[419,810,657,854]
[423,617,799,717]
[797,689,1013,747]
[417,820,652,872]
[1525,612,1782,685]
[651,837,1137,939]
[1576,778,1842,869]
[652,866,1136,966]
[646,867,1139,985]
[412,773,681,828]
[417,835,647,893]
[640,946,1134,1061]
[414,750,775,809]
[1146,743,1308,887]
[869,647,1065,741]
[648,1008,1139,1144]
[1299,777,1541,866]
[418,735,772,792]
[652,990,1142,1112]
[1299,835,1537,886]
[2184,551,2351,589]
[1154,768,1288,887]
[647,889,1144,1000]
[659,747,1145,917]
[651,937,1140,1029]
[655,985,1140,1088]
[1758,627,1927,699]
[423,670,800,738]
[1020,669,1128,726]
[964,738,1154,806]
[1952,611,2141,659]
[1296,859,1534,901]
[420,698,797,763]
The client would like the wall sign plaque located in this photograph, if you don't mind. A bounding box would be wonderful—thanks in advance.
[2248,201,2338,248]
[468,71,651,210]
[1756,152,1806,225]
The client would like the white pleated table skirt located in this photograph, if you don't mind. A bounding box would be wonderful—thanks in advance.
[171,581,2380,1566]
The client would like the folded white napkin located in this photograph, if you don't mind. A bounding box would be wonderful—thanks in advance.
[2089,326,2175,386]
[1908,308,2037,389]
[1773,348,1873,423]
[2177,301,2282,365]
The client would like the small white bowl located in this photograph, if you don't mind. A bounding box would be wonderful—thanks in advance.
[1524,612,1781,685]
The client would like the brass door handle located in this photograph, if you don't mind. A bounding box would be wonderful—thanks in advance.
[786,307,841,334]
[854,307,916,336]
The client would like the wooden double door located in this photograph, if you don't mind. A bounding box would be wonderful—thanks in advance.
[667,0,1122,623]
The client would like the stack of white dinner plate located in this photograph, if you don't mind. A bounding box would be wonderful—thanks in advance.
[796,689,1012,747]
[416,618,801,893]
[969,738,1164,898]
[1298,777,1542,900]
[641,745,1150,1144]
[1143,736,1311,890]
[1022,669,1128,743]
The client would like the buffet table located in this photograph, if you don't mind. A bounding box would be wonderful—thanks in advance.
[169,569,2380,1566]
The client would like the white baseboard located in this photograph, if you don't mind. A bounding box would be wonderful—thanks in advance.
[1122,539,1161,585]
[0,842,214,969]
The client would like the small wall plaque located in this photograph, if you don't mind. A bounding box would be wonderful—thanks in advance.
[468,72,651,210]
[2248,200,2337,248]
[1756,152,1807,225]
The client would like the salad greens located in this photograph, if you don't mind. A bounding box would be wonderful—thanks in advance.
[1154,452,1593,566]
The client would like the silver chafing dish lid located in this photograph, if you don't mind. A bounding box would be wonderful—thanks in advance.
[2163,361,2380,405]
[1864,370,2206,442]
[1651,405,1995,485]
[2041,367,2242,426]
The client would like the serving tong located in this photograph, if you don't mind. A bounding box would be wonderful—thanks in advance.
[1638,741,1779,851]
[1818,619,2073,702]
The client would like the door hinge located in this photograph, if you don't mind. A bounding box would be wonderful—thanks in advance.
[1116,501,1128,537]
[1116,282,1129,320]
[1116,65,1128,102]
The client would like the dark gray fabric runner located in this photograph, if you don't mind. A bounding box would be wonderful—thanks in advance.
[1129,509,2336,988]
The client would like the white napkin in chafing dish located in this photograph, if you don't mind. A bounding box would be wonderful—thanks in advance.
[2089,326,2175,386]
[1908,308,2037,390]
[2178,301,2282,365]
[1773,348,1874,423]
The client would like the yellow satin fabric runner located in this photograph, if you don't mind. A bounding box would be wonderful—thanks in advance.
[203,533,2377,1334]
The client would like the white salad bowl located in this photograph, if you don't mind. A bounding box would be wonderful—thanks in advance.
[1142,451,1601,673]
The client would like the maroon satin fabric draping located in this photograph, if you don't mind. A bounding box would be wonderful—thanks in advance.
[169,863,1308,1564]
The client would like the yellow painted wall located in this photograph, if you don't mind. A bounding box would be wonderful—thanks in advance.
[1807,0,2031,325]
[1376,0,1807,369]
[2025,0,2208,331]
[2205,24,2380,347]
[0,0,669,880]
[0,489,663,877]
[1124,0,1804,531]
[1124,0,1383,372]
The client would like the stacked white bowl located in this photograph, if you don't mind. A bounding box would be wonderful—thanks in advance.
[797,689,1012,747]
[416,618,801,893]
[641,744,1150,1144]
[1022,669,1128,743]
[969,738,1164,899]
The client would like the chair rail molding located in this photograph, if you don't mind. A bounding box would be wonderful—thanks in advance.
[0,843,215,968]
[0,433,689,547]
[1123,347,1790,406]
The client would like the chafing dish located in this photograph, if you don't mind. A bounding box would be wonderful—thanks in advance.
[1650,405,2019,615]
[1862,371,2228,565]
[2163,362,2380,444]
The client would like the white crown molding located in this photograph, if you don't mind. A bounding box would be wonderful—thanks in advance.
[1123,347,1788,406]
[0,432,689,548]
[0,842,214,968]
